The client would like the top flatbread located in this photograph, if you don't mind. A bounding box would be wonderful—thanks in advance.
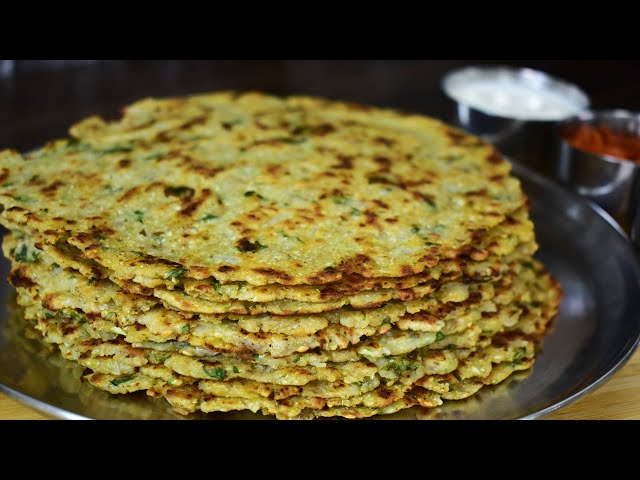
[0,91,525,286]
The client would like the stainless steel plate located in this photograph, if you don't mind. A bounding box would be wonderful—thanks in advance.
[2,162,640,420]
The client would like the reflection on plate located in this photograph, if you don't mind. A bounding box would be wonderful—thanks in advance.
[1,162,640,420]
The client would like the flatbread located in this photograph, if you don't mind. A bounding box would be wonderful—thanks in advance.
[0,91,526,286]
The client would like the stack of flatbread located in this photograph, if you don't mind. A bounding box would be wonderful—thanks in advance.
[0,92,561,419]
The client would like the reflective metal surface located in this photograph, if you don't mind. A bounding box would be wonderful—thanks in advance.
[1,162,640,420]
[442,66,590,177]
[556,110,640,246]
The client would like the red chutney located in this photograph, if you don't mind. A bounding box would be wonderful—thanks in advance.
[563,124,640,163]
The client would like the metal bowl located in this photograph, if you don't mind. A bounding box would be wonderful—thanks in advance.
[556,110,640,245]
[442,65,590,177]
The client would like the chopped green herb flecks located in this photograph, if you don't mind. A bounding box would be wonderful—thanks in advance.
[200,214,218,222]
[203,366,227,380]
[442,154,463,163]
[435,331,445,342]
[382,359,418,376]
[350,207,361,216]
[150,351,170,364]
[244,190,265,199]
[211,280,222,295]
[411,226,420,234]
[100,145,132,155]
[134,210,144,223]
[70,312,86,324]
[110,375,135,386]
[279,230,303,243]
[424,242,440,247]
[43,310,55,319]
[251,353,260,359]
[14,196,33,203]
[141,152,165,161]
[181,324,190,334]
[232,366,239,373]
[166,267,188,279]
[15,244,40,263]
[512,347,528,366]
[280,136,307,145]
[423,197,436,209]
[165,186,195,199]
[222,119,242,129]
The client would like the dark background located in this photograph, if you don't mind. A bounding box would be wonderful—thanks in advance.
[2,60,639,152]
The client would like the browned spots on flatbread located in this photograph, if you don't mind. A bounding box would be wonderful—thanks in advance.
[118,186,141,202]
[41,293,57,310]
[252,268,292,282]
[412,191,436,206]
[123,345,146,357]
[180,189,211,217]
[374,156,392,172]
[397,289,418,301]
[373,199,389,209]
[118,159,131,168]
[136,254,182,268]
[217,265,237,272]
[401,265,414,276]
[464,189,488,197]
[83,243,100,253]
[41,180,65,198]
[0,168,9,184]
[8,267,35,288]
[179,115,208,130]
[307,266,340,285]
[374,137,395,147]
[335,253,375,278]
[236,238,264,253]
[90,226,116,238]
[189,266,210,276]
[190,163,223,178]
[457,245,489,261]
[487,149,503,164]
[418,254,439,268]
[310,123,335,136]
[446,129,466,144]
[266,163,283,175]
[361,209,382,231]
[332,155,353,169]
[72,232,93,245]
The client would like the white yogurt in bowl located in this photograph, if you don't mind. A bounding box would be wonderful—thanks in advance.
[441,66,590,176]
[442,67,589,122]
